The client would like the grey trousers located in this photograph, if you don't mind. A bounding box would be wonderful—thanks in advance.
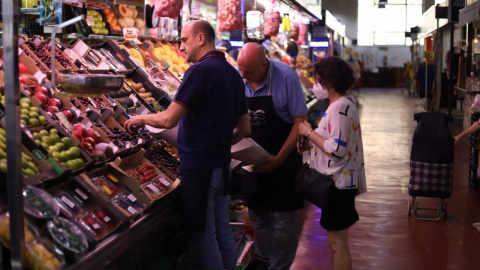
[249,208,299,270]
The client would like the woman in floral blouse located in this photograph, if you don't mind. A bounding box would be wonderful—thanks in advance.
[298,56,366,270]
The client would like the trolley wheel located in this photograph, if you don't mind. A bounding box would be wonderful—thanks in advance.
[408,200,412,216]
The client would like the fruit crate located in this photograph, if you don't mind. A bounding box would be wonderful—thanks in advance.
[127,67,171,108]
[44,176,125,244]
[79,163,152,220]
[89,40,137,74]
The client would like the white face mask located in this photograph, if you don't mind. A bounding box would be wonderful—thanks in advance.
[312,82,329,99]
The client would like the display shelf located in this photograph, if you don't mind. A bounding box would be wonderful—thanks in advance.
[20,8,40,15]
[65,187,180,270]
[63,33,125,42]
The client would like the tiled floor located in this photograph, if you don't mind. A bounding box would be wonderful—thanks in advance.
[291,88,480,270]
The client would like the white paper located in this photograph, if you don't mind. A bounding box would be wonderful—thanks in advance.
[231,138,271,165]
[145,125,178,146]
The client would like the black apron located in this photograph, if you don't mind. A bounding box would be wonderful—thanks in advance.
[244,62,303,212]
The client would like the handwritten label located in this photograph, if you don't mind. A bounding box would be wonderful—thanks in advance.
[103,216,111,223]
[33,70,46,83]
[92,223,101,230]
[123,28,138,41]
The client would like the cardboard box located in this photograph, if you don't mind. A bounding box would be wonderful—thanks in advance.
[79,163,152,219]
[112,149,180,200]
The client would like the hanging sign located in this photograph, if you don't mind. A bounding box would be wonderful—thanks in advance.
[246,10,265,39]
[448,0,466,23]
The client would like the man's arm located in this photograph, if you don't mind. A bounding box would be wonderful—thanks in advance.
[256,114,307,173]
[232,113,251,145]
[124,102,187,132]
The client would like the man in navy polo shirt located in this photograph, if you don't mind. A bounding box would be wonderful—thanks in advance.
[237,43,307,270]
[124,20,250,270]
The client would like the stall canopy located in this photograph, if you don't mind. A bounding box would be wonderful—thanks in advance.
[459,1,480,27]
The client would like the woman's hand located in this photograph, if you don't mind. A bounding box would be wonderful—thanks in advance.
[297,140,312,154]
[298,120,313,137]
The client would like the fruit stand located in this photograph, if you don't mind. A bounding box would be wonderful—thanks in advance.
[0,0,194,269]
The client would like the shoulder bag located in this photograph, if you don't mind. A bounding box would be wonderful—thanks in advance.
[295,151,335,209]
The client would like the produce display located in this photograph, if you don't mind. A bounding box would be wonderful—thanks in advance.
[149,151,180,179]
[0,213,36,247]
[86,9,109,35]
[126,164,158,184]
[152,43,190,76]
[102,9,121,32]
[2,34,184,269]
[0,128,40,178]
[23,186,60,219]
[217,0,243,32]
[152,0,183,19]
[47,217,88,254]
[118,4,145,33]
[33,128,85,170]
[25,238,64,270]
[264,9,281,37]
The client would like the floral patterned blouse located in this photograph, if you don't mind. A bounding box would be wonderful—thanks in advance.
[304,96,367,193]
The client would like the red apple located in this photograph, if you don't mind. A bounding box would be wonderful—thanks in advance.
[34,92,49,105]
[19,63,30,74]
[34,85,50,96]
[85,128,101,143]
[73,124,86,137]
[71,130,84,142]
[62,109,75,122]
[82,137,96,148]
[80,141,94,153]
[48,97,62,107]
[46,105,59,113]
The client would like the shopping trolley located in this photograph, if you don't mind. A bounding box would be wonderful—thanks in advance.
[407,112,454,221]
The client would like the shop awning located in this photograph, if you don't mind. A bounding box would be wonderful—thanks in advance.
[459,1,480,27]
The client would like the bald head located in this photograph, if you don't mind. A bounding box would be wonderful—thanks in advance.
[237,42,269,85]
[238,42,267,66]
[188,20,216,45]
[180,20,216,63]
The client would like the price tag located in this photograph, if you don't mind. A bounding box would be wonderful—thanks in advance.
[127,194,137,202]
[56,112,74,131]
[32,149,47,161]
[103,216,111,223]
[92,223,101,230]
[18,47,24,56]
[127,206,138,214]
[32,37,42,47]
[159,177,171,187]
[86,16,95,26]
[123,28,138,41]
[147,184,160,194]
[75,188,88,200]
[33,70,46,83]
[128,94,138,104]
[61,196,76,209]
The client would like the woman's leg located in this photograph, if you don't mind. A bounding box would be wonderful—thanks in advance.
[327,229,352,270]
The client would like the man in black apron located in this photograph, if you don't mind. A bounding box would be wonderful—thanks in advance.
[237,43,307,270]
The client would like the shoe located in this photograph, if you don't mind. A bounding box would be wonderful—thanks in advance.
[472,222,480,228]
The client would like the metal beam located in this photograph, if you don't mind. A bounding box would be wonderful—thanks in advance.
[2,0,25,269]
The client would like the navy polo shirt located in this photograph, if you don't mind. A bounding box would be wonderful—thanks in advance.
[173,51,247,170]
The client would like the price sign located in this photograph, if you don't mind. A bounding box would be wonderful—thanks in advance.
[123,28,138,41]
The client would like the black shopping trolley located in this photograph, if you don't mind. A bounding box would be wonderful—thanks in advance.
[407,112,454,221]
